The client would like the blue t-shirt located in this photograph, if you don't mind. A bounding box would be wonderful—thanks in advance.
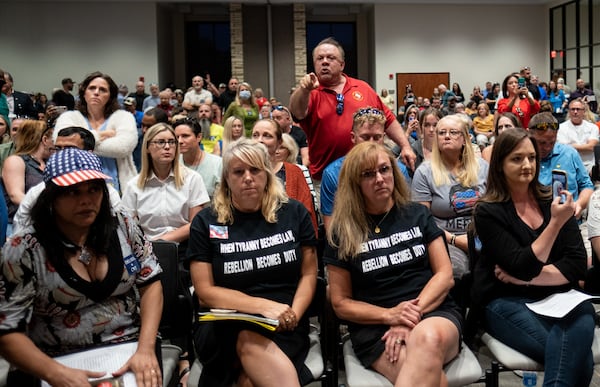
[548,90,565,112]
[320,157,411,216]
[539,142,593,201]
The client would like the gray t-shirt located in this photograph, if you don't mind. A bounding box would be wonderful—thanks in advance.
[411,158,488,277]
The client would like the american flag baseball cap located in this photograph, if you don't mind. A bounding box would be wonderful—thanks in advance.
[43,148,111,186]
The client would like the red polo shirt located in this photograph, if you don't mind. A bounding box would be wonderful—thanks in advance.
[298,74,396,180]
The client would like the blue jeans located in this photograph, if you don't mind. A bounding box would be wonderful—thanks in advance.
[485,296,595,387]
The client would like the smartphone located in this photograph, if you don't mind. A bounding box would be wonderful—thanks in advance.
[55,106,67,114]
[551,169,567,204]
[518,77,526,88]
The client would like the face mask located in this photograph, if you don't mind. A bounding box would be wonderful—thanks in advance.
[239,90,251,100]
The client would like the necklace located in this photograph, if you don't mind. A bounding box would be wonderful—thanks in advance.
[371,207,393,234]
[60,238,92,265]
[78,246,92,265]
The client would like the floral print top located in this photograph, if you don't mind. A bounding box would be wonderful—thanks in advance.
[0,211,162,356]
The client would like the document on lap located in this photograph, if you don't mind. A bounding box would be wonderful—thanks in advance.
[41,342,137,387]
[525,289,600,318]
[198,310,279,331]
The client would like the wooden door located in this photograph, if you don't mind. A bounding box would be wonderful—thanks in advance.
[395,72,450,112]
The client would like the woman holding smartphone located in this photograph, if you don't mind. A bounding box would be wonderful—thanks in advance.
[403,104,420,144]
[473,128,595,386]
[497,73,540,129]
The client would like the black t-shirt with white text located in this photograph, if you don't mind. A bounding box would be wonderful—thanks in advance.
[189,199,317,306]
[324,203,445,308]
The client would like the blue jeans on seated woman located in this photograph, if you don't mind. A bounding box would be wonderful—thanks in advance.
[485,296,595,387]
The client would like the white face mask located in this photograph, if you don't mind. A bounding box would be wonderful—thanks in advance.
[239,90,251,100]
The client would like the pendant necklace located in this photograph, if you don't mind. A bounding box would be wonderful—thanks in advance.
[372,207,392,234]
[78,246,92,265]
[61,238,92,265]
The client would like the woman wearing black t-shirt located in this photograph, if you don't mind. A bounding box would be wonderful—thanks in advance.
[324,142,462,386]
[188,138,317,387]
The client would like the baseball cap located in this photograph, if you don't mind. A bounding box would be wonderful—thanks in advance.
[61,78,75,85]
[124,97,136,106]
[44,148,111,186]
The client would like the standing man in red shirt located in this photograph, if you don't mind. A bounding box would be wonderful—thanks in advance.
[290,37,415,183]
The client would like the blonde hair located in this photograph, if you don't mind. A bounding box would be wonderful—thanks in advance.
[235,82,258,108]
[430,114,480,187]
[138,123,185,189]
[327,142,410,259]
[280,133,299,164]
[222,116,244,152]
[15,120,49,155]
[477,102,490,116]
[213,137,288,224]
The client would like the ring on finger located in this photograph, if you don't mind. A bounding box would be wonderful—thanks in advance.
[395,339,403,345]
[151,369,156,374]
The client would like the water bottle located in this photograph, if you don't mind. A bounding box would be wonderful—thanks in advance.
[522,371,537,386]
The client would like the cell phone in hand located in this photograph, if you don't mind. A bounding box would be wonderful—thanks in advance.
[551,169,567,204]
[518,77,526,88]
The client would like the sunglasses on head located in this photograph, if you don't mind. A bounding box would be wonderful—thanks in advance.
[530,122,558,131]
[272,105,290,114]
[353,107,383,119]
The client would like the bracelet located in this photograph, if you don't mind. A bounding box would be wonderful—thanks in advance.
[450,234,456,246]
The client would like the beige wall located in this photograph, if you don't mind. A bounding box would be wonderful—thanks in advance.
[373,4,549,100]
[0,2,159,97]
[1,2,551,102]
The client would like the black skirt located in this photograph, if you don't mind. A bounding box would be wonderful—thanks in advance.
[349,300,463,367]
[193,318,310,386]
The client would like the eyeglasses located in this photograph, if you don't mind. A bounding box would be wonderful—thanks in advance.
[360,164,393,179]
[353,107,383,119]
[530,122,558,131]
[150,139,177,148]
[437,129,462,138]
[336,94,344,115]
[569,107,584,112]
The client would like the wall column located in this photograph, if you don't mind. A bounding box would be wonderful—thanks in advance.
[293,4,307,84]
[230,3,244,80]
